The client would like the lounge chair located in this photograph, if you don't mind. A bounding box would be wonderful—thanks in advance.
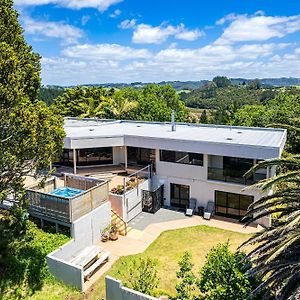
[203,201,214,220]
[186,198,197,216]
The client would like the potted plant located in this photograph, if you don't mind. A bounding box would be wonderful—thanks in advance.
[101,225,111,242]
[109,222,119,241]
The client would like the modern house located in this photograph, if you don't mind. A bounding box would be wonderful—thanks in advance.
[59,117,287,227]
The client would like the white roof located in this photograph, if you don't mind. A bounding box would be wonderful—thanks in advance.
[64,118,287,160]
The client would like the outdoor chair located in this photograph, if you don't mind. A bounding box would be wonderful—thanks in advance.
[186,198,197,216]
[203,201,214,220]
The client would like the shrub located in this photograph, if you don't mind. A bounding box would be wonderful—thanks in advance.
[198,242,253,300]
[0,221,69,299]
[118,257,159,295]
[175,252,199,300]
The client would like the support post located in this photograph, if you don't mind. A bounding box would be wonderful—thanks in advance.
[124,146,128,169]
[73,148,77,174]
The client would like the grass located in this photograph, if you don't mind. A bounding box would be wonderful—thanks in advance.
[84,225,252,299]
[26,225,252,299]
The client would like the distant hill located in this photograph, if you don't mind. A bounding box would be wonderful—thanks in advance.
[230,77,300,87]
[60,77,300,90]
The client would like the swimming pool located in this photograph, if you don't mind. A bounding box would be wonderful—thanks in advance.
[50,187,84,198]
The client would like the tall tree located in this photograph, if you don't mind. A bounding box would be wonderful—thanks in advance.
[0,0,64,257]
[212,76,231,88]
[242,150,300,299]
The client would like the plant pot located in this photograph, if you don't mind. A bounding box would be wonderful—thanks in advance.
[110,232,119,241]
[101,234,109,242]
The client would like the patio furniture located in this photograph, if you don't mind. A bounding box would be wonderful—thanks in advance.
[203,201,214,220]
[186,198,197,216]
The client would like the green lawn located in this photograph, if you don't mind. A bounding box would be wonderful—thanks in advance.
[86,225,252,299]
[28,225,252,299]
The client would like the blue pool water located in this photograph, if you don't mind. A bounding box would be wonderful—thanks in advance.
[50,187,84,198]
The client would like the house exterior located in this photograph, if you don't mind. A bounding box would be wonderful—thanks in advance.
[60,117,287,227]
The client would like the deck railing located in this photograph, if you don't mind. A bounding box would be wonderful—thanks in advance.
[207,167,266,185]
[27,175,109,224]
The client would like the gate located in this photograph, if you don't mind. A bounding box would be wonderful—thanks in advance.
[142,185,164,214]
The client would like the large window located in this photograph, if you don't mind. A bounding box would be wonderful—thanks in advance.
[127,147,156,167]
[215,190,253,221]
[160,150,203,166]
[77,147,113,166]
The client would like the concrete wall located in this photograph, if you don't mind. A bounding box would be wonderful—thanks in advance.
[47,251,84,290]
[47,201,111,290]
[106,276,159,300]
[71,201,111,245]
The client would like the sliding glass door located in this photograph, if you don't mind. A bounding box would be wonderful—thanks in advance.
[215,190,253,221]
[170,183,190,209]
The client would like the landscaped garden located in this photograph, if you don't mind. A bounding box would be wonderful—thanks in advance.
[16,225,250,299]
[86,225,252,299]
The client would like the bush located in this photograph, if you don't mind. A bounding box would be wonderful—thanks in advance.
[0,221,69,299]
[174,252,199,300]
[198,242,253,300]
[117,257,159,295]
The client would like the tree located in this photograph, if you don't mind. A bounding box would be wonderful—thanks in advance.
[51,86,108,117]
[212,76,231,88]
[200,110,208,124]
[175,252,198,300]
[119,257,159,295]
[0,0,64,260]
[248,79,261,90]
[52,84,188,122]
[198,242,254,300]
[241,152,300,299]
[233,104,270,127]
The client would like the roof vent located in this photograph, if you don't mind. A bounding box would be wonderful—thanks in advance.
[237,131,242,134]
[171,110,176,132]
[226,137,233,141]
[89,128,95,131]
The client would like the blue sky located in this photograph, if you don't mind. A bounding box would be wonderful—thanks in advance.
[14,0,300,85]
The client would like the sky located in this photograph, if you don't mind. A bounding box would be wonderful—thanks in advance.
[14,0,300,86]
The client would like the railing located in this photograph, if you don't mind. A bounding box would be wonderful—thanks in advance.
[26,176,109,224]
[111,209,127,235]
[208,167,266,185]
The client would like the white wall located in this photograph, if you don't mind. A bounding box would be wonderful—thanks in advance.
[71,201,111,244]
[113,146,126,165]
[47,201,111,291]
[106,276,159,300]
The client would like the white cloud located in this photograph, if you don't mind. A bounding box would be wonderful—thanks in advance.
[62,43,152,60]
[14,0,123,12]
[216,14,300,44]
[132,23,203,44]
[109,9,121,18]
[23,17,83,44]
[81,15,90,26]
[175,28,203,41]
[40,38,300,86]
[119,19,137,29]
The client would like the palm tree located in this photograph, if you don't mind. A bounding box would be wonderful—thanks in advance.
[241,153,300,299]
[79,96,110,119]
[107,94,138,119]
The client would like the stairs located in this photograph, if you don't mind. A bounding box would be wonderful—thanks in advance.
[111,210,132,236]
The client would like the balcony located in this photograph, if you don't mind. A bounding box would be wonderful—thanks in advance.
[208,167,266,185]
